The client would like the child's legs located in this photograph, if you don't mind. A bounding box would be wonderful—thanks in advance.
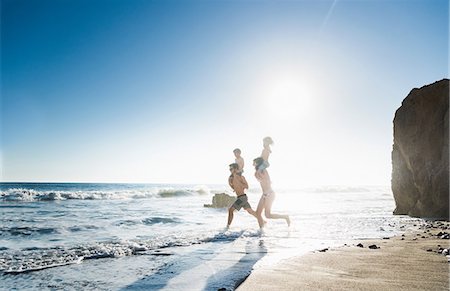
[257,160,270,171]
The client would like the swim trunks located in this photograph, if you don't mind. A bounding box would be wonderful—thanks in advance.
[231,194,251,210]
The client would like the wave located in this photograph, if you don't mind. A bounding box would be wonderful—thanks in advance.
[67,225,100,232]
[142,217,180,225]
[0,229,260,274]
[1,217,181,238]
[101,217,181,228]
[0,186,212,202]
[0,226,59,237]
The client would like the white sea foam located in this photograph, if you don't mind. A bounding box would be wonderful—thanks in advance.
[0,229,258,274]
[0,186,212,202]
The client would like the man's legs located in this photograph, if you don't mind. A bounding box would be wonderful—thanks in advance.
[227,207,235,228]
[245,207,265,228]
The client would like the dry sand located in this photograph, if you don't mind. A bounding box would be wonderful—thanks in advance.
[238,222,450,291]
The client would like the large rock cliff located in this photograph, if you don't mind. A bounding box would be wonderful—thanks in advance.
[392,79,449,219]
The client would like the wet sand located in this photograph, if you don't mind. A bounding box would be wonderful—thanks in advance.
[238,221,450,291]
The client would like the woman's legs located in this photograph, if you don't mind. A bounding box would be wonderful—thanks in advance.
[256,196,265,218]
[255,197,268,228]
[263,193,291,226]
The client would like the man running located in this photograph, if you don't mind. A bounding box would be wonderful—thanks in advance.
[227,163,264,229]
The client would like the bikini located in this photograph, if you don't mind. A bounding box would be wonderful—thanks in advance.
[256,170,274,199]
[262,191,275,199]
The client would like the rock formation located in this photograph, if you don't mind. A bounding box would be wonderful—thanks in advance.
[392,79,449,219]
[204,193,236,208]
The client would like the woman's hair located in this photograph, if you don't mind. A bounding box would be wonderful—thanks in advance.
[263,136,274,145]
[253,157,264,168]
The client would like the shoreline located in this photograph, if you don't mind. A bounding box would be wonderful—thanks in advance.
[237,220,450,291]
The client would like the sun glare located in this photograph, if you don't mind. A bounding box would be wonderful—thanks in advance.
[264,75,313,123]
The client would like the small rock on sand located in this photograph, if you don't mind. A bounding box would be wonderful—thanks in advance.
[204,193,236,208]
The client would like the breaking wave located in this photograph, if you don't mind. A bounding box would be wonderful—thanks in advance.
[0,186,211,202]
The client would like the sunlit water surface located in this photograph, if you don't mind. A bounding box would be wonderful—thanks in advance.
[0,183,418,290]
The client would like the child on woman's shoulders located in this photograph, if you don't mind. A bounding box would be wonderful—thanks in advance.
[258,136,273,172]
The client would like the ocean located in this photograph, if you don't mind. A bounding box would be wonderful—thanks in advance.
[0,183,417,290]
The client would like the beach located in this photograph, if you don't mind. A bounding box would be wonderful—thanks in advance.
[238,220,450,291]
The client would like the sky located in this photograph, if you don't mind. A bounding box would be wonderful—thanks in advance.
[1,0,448,187]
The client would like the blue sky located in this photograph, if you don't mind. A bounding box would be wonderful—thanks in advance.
[1,0,448,186]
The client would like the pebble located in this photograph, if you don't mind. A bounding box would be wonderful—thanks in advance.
[368,244,379,249]
[356,243,364,248]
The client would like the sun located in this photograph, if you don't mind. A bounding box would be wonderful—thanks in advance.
[264,75,313,123]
